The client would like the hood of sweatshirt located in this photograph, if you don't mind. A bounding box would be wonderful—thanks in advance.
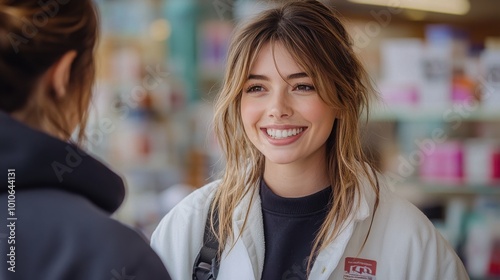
[0,111,124,213]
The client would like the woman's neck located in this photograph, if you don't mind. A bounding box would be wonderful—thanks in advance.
[263,158,330,198]
[11,107,65,140]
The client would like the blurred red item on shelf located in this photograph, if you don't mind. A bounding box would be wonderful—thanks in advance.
[492,149,500,184]
[489,240,500,276]
[138,134,151,156]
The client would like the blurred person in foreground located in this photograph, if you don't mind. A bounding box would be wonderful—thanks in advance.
[0,1,170,279]
[151,1,468,279]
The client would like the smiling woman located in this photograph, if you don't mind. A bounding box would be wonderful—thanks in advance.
[241,42,337,197]
[151,1,469,279]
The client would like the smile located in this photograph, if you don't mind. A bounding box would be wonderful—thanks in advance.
[265,128,304,139]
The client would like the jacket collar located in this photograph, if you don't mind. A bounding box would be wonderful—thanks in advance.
[0,111,125,213]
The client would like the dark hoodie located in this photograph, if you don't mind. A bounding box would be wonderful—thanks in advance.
[0,111,171,280]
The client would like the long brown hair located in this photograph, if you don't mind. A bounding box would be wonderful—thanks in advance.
[0,0,99,141]
[212,0,380,275]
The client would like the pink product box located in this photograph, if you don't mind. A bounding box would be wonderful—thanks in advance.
[379,83,419,107]
[420,141,463,184]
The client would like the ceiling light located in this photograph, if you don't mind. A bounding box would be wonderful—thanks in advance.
[348,0,470,15]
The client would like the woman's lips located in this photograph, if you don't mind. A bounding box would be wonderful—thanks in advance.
[260,126,307,145]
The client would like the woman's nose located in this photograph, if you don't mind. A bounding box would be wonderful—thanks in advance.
[268,91,292,119]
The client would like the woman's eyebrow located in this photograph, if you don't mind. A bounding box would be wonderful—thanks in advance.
[287,72,308,80]
[247,72,308,80]
[247,74,269,81]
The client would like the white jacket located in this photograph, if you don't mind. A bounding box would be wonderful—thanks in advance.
[151,178,469,280]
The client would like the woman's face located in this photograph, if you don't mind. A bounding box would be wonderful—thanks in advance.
[240,42,337,169]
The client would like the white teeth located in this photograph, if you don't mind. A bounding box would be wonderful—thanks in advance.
[265,128,304,139]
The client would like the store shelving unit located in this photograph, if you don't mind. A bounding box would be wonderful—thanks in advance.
[339,2,500,276]
[403,181,500,196]
[370,106,500,122]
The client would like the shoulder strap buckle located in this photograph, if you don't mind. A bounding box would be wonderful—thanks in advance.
[192,204,220,280]
[193,254,219,280]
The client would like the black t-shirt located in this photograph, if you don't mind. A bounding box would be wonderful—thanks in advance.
[260,180,332,280]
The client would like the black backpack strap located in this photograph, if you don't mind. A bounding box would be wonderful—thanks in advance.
[193,204,220,280]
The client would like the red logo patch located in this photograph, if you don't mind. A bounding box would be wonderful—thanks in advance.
[344,257,377,280]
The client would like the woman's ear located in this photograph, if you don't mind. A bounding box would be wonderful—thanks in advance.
[51,50,77,100]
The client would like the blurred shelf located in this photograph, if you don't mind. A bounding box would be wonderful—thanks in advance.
[119,164,178,173]
[199,69,224,81]
[418,183,500,196]
[423,186,500,196]
[369,107,500,122]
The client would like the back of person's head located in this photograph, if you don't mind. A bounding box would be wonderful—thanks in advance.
[0,0,99,141]
[212,0,380,262]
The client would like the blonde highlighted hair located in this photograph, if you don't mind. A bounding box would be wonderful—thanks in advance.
[212,0,380,274]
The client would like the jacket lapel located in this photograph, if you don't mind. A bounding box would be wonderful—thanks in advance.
[218,238,256,279]
[309,186,371,279]
[219,185,265,279]
[233,186,265,279]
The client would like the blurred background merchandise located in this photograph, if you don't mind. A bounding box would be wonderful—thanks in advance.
[87,0,500,278]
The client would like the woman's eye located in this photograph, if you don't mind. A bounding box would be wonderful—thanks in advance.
[245,85,264,93]
[295,84,315,91]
